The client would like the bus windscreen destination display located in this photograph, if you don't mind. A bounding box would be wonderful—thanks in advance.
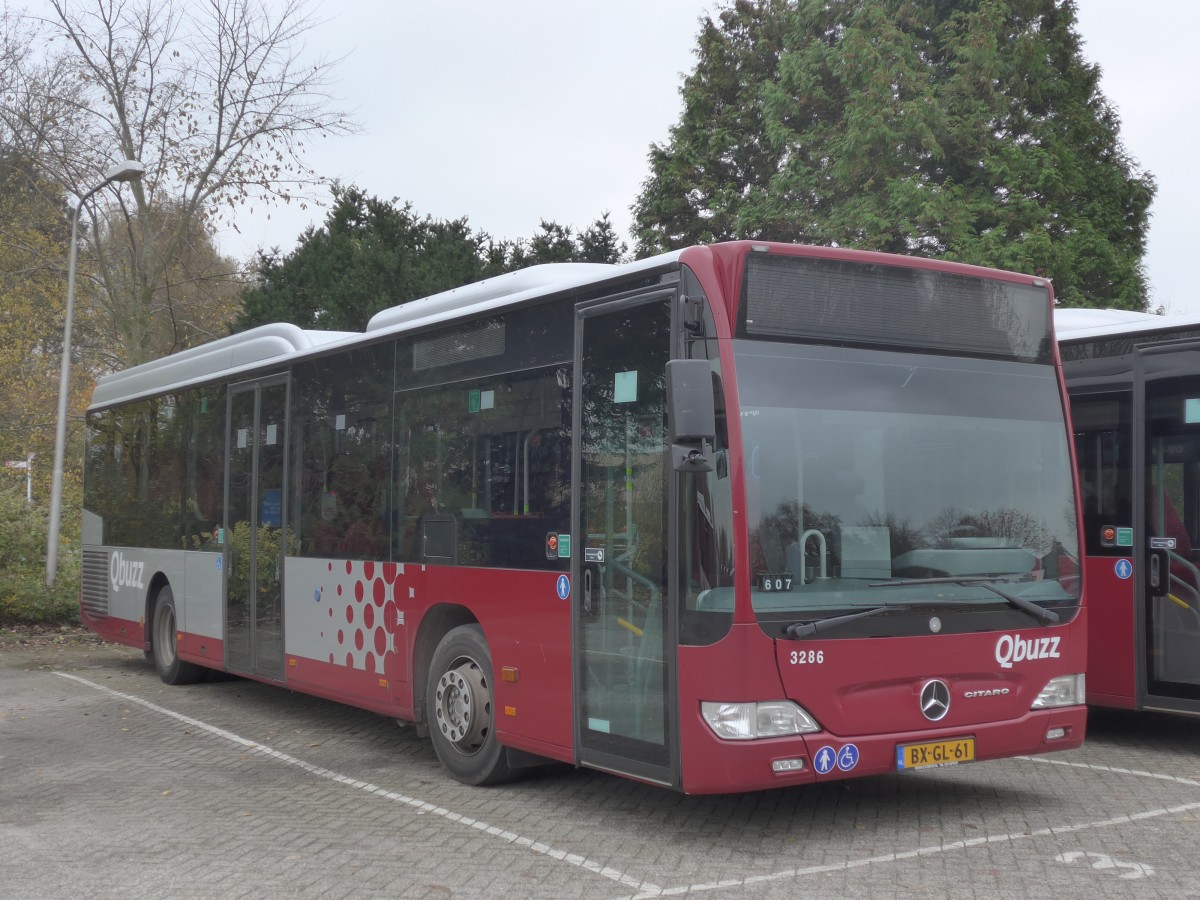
[739,253,1053,363]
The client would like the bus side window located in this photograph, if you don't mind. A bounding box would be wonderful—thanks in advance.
[396,365,571,569]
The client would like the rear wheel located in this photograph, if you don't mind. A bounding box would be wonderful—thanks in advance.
[426,624,514,785]
[152,586,203,685]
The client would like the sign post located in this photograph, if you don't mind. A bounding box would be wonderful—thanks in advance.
[5,453,34,502]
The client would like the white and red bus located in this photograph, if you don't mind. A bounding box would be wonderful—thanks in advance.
[1057,307,1200,714]
[80,241,1086,792]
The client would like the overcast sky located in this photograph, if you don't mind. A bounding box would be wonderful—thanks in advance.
[212,1,1198,316]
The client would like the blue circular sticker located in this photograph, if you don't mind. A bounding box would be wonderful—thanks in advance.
[814,745,837,775]
[837,743,860,771]
[556,574,571,600]
[1114,559,1133,580]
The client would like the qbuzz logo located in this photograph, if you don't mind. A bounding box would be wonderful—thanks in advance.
[995,633,1061,669]
[109,550,146,594]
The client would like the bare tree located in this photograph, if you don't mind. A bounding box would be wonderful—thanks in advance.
[3,0,355,366]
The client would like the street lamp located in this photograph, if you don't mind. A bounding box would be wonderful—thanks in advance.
[46,159,145,586]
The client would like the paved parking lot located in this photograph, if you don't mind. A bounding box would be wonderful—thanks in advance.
[3,636,1200,899]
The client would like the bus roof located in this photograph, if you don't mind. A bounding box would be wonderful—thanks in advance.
[89,251,686,410]
[1054,307,1198,342]
[90,323,357,408]
[365,262,618,332]
[93,241,1046,411]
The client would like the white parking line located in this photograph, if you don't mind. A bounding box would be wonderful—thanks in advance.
[616,798,1200,899]
[54,672,662,896]
[614,755,1200,899]
[1016,754,1200,788]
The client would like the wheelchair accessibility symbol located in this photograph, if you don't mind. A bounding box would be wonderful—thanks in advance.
[837,743,860,771]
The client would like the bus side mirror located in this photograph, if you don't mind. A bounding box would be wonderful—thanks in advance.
[667,359,715,473]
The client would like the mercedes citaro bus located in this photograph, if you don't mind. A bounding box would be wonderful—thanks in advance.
[80,242,1087,792]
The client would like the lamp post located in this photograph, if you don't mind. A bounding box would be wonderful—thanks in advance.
[45,159,145,586]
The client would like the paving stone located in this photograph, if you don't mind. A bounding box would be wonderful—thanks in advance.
[2,640,1199,898]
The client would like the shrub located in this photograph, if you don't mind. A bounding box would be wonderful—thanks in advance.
[0,487,80,625]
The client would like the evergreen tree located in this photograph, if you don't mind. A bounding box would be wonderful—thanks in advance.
[506,215,629,268]
[236,185,506,332]
[236,189,627,333]
[633,0,1154,309]
[577,213,629,264]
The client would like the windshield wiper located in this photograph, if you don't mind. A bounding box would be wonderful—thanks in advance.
[784,606,889,639]
[869,576,1060,625]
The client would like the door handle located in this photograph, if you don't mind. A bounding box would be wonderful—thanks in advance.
[1147,548,1170,598]
[582,566,596,617]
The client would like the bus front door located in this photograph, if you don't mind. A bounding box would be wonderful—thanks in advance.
[1140,345,1200,710]
[225,377,288,681]
[573,292,678,788]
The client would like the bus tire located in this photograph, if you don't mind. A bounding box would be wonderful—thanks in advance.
[426,624,515,786]
[151,586,203,686]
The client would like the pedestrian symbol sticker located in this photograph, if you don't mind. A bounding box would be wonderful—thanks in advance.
[814,745,837,775]
[556,574,571,600]
[1114,559,1133,580]
[837,744,860,771]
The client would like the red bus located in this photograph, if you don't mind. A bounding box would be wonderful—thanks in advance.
[1057,307,1200,714]
[80,241,1086,792]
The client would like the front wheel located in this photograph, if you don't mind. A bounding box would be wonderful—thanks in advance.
[151,586,203,685]
[426,624,515,785]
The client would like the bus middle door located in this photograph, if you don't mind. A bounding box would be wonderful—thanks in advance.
[225,376,289,681]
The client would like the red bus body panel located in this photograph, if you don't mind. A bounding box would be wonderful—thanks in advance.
[80,607,145,649]
[678,619,1086,794]
[1081,555,1137,708]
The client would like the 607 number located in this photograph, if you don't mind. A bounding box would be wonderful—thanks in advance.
[759,572,794,591]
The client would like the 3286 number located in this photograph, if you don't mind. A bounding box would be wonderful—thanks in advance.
[789,649,824,665]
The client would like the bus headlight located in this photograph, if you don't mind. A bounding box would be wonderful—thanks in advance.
[1031,674,1085,709]
[701,701,820,740]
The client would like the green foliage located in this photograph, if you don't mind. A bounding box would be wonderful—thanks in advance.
[0,488,80,625]
[0,150,92,533]
[236,186,628,332]
[236,185,506,332]
[225,521,298,601]
[509,214,629,267]
[633,0,1155,310]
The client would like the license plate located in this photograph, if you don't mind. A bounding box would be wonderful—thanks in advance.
[896,737,975,770]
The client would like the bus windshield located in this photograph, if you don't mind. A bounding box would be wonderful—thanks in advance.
[735,340,1080,636]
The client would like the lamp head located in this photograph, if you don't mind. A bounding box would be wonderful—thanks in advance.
[103,159,145,184]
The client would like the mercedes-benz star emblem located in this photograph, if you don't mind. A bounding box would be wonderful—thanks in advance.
[920,679,951,722]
